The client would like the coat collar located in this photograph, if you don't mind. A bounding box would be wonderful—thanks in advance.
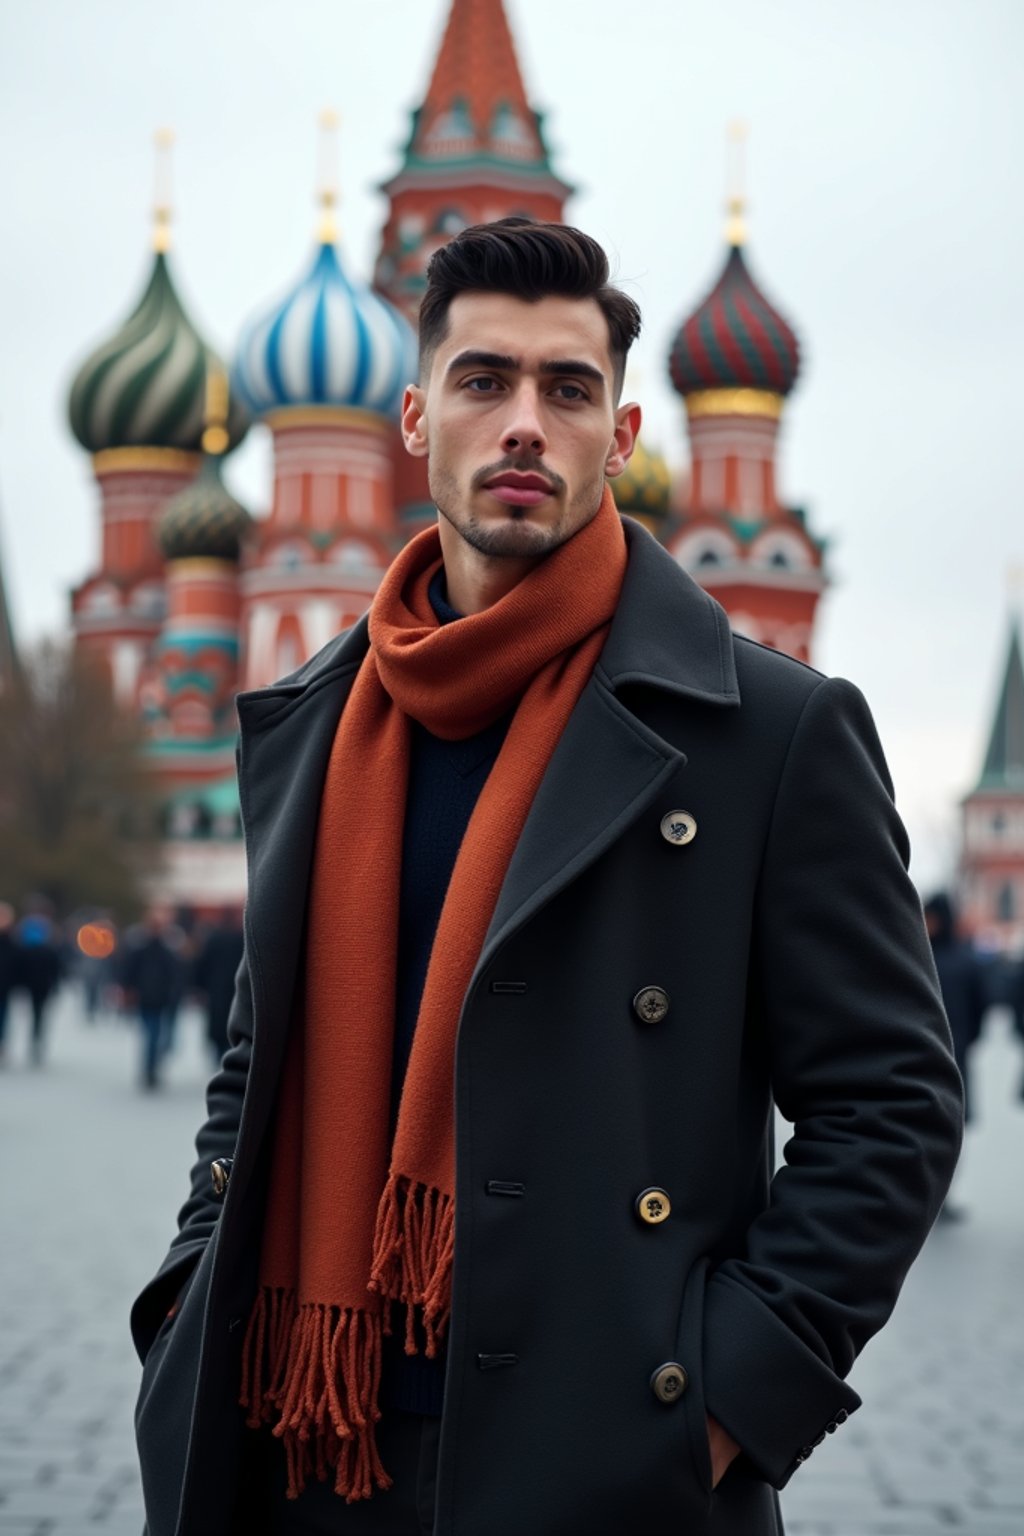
[236,515,739,727]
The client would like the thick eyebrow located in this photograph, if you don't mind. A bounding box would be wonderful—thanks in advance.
[445,349,607,391]
[445,350,518,376]
[541,358,606,390]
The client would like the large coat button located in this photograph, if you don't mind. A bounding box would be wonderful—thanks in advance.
[210,1157,233,1198]
[660,810,697,846]
[633,986,670,1023]
[650,1362,689,1403]
[635,1187,671,1224]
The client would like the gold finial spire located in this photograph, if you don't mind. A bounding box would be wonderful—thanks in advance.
[724,119,749,248]
[201,363,230,455]
[152,128,175,253]
[316,109,340,245]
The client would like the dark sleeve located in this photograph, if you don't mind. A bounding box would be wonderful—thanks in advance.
[702,676,964,1488]
[129,945,254,1363]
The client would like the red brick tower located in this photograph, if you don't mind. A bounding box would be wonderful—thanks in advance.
[664,128,827,663]
[375,0,574,535]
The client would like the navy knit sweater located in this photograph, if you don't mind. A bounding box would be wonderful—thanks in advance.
[381,567,512,1417]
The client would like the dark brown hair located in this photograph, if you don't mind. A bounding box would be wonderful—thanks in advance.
[418,217,642,397]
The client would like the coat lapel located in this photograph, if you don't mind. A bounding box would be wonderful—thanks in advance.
[475,675,683,975]
[471,517,741,986]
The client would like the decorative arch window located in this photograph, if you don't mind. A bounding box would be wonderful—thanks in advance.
[433,208,467,237]
[490,103,533,153]
[268,540,309,572]
[82,584,120,616]
[423,100,474,150]
[751,529,812,573]
[670,526,737,573]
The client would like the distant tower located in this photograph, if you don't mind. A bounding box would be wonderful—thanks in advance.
[665,125,827,663]
[960,617,1024,950]
[233,114,416,689]
[374,0,573,319]
[66,131,247,704]
[375,0,574,534]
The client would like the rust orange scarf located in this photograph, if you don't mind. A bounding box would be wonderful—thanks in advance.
[240,487,627,1501]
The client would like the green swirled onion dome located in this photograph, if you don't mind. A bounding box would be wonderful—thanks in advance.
[610,438,672,519]
[68,252,249,455]
[158,455,253,562]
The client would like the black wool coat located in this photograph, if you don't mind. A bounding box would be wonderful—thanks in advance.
[131,517,963,1536]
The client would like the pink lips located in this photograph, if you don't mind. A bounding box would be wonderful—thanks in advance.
[484,474,554,507]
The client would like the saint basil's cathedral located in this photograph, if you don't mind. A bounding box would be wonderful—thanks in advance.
[61,0,829,914]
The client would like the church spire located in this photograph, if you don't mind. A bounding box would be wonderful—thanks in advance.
[977,619,1024,791]
[375,0,572,318]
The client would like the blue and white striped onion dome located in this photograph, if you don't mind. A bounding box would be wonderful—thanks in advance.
[232,241,417,420]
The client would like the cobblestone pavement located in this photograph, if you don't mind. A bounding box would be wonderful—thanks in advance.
[0,990,1022,1536]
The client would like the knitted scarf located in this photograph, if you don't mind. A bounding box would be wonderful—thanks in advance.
[240,486,627,1502]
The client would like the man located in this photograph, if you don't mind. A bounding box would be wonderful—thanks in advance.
[131,218,963,1536]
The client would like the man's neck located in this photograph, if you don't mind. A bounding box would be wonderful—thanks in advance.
[436,519,537,616]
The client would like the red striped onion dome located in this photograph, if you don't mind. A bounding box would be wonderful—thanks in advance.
[668,245,800,400]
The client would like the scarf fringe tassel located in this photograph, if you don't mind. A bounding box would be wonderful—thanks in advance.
[239,1177,453,1502]
[369,1173,455,1357]
[239,1289,391,1502]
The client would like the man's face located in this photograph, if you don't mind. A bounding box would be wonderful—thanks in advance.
[401,292,640,562]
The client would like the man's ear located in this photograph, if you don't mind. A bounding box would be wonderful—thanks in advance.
[605,402,642,478]
[401,385,429,459]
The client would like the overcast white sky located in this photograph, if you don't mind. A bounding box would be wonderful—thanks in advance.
[1,0,1021,887]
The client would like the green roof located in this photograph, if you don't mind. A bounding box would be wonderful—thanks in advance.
[976,622,1024,792]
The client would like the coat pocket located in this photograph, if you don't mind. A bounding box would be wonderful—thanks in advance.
[675,1255,714,1502]
[135,1234,218,1536]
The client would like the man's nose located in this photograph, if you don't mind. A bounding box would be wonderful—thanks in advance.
[500,386,547,457]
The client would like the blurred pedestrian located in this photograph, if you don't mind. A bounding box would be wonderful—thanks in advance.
[120,909,185,1090]
[0,901,17,1065]
[15,905,63,1066]
[192,907,244,1066]
[923,893,986,1123]
[924,892,985,1223]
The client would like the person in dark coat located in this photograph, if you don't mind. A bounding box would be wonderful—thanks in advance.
[15,908,63,1066]
[192,907,245,1066]
[923,892,985,1123]
[121,909,186,1090]
[131,220,963,1536]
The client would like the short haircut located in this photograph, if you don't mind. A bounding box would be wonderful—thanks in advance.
[418,216,642,398]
